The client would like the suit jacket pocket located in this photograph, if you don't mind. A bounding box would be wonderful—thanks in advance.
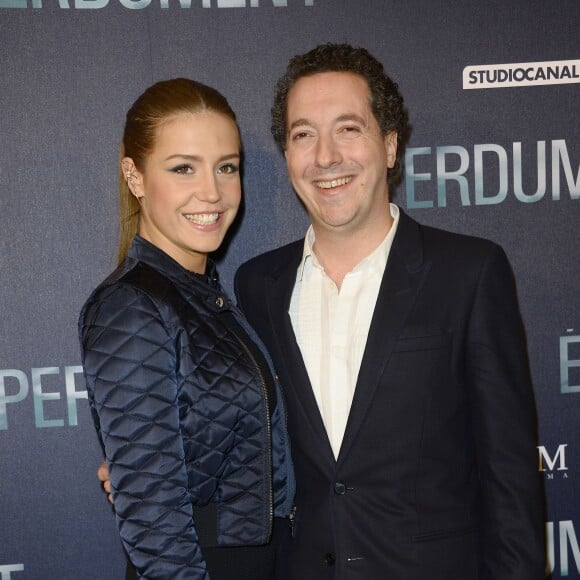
[393,332,451,353]
[411,525,478,543]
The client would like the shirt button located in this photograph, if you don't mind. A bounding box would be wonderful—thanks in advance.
[334,482,346,495]
[215,296,224,308]
[323,552,335,566]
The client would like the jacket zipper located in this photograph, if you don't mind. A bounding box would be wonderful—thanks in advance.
[224,318,274,541]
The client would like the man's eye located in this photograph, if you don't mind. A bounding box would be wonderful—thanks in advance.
[341,126,360,134]
[171,164,193,174]
[292,131,310,141]
[218,163,239,175]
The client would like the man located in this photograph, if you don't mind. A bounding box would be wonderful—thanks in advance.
[99,44,545,579]
[234,43,545,579]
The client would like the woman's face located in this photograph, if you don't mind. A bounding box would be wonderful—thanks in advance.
[124,111,241,273]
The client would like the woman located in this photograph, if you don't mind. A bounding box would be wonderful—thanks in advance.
[79,78,295,579]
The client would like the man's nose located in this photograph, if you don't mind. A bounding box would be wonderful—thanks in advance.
[314,134,342,168]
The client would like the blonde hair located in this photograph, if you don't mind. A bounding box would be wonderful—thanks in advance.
[117,78,239,264]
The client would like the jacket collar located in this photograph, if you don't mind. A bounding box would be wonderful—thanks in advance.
[337,209,429,463]
[127,235,221,297]
[262,210,430,466]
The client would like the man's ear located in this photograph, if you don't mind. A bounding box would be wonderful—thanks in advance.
[384,131,398,169]
[121,157,145,199]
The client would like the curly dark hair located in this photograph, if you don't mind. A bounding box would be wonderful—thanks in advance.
[271,43,408,187]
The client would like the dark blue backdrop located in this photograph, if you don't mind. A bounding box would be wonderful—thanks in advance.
[0,1,578,577]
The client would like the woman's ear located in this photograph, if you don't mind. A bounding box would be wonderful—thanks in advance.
[121,157,145,199]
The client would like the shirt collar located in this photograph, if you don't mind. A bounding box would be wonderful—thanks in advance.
[297,203,400,281]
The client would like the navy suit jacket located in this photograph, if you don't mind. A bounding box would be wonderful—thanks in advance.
[235,210,545,580]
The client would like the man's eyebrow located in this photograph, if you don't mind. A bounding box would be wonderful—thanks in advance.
[335,113,367,126]
[288,113,367,132]
[288,118,312,131]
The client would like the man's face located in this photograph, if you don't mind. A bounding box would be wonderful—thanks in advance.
[284,71,397,239]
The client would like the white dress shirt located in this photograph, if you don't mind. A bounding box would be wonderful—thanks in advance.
[289,203,400,458]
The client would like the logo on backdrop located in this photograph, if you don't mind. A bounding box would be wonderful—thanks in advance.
[538,444,569,480]
[0,565,24,580]
[404,138,580,209]
[546,520,580,577]
[0,0,312,9]
[561,330,580,394]
[0,366,86,430]
[463,59,580,89]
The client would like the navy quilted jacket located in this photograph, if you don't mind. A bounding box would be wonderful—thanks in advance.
[79,236,295,579]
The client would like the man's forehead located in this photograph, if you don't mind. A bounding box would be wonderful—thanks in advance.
[290,70,369,94]
[286,72,373,125]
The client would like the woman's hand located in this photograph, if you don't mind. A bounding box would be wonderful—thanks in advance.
[97,461,113,504]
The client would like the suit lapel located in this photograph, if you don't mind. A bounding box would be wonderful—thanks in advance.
[337,211,431,464]
[264,248,336,461]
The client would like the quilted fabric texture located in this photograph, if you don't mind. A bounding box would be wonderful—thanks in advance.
[79,237,294,579]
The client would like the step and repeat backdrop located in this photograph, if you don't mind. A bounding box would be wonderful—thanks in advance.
[0,1,578,578]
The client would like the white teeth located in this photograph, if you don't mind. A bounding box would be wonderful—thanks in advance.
[185,213,219,225]
[317,177,351,189]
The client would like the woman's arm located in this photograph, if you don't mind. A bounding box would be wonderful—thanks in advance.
[80,283,209,580]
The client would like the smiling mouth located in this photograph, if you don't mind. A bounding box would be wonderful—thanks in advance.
[315,176,352,189]
[184,212,220,225]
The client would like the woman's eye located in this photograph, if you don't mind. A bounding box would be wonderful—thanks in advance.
[218,163,239,175]
[171,164,193,175]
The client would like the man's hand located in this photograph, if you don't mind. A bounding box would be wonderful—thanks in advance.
[97,461,113,504]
